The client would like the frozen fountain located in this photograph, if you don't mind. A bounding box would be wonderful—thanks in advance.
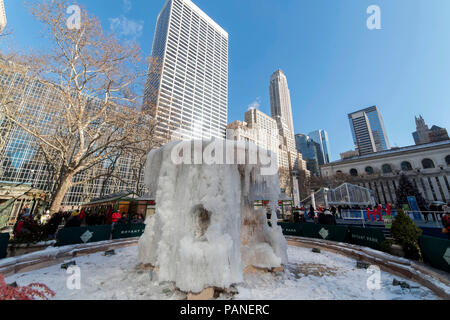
[138,139,288,297]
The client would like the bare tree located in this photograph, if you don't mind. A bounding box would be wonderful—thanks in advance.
[0,0,161,212]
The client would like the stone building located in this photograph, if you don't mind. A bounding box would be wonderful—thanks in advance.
[321,140,450,205]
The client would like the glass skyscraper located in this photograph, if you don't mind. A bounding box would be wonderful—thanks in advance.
[144,0,228,141]
[295,134,321,176]
[348,106,390,156]
[308,129,331,165]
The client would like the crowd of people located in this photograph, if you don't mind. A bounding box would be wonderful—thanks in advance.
[12,205,145,242]
[291,201,450,237]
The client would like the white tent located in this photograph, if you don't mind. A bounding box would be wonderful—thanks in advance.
[301,183,376,208]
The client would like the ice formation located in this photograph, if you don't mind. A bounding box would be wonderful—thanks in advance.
[138,140,288,293]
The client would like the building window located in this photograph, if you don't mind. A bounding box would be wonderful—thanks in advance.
[422,158,435,169]
[350,169,358,177]
[365,166,374,175]
[382,164,392,174]
[401,161,413,171]
[446,155,450,166]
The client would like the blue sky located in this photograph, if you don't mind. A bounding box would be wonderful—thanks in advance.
[3,0,450,161]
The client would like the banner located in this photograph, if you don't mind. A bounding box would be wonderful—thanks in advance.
[302,224,349,242]
[419,235,450,273]
[349,227,385,250]
[0,233,9,259]
[112,223,146,239]
[56,225,112,246]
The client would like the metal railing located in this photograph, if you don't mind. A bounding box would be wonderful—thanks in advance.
[339,210,444,228]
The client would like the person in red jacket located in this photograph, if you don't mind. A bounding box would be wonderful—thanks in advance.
[112,210,122,224]
[367,206,377,222]
[386,203,392,216]
[375,204,383,222]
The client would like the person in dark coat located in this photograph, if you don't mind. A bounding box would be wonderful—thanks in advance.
[319,210,337,225]
[64,213,81,228]
[45,212,63,238]
[308,205,315,220]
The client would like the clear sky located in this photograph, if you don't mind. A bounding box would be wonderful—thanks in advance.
[3,0,450,161]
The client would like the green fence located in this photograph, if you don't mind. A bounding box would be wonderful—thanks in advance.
[279,223,385,249]
[112,224,146,239]
[278,223,303,237]
[0,233,9,259]
[279,223,350,242]
[349,227,385,250]
[301,224,349,242]
[419,235,450,273]
[56,225,112,246]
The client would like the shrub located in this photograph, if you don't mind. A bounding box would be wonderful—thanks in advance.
[0,274,55,300]
[390,209,422,260]
[380,239,393,254]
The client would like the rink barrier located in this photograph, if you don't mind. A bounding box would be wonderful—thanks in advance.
[56,225,112,246]
[0,233,9,259]
[301,224,349,242]
[348,226,385,251]
[419,236,450,273]
[111,224,146,240]
[279,223,386,250]
[280,223,450,274]
[278,223,350,243]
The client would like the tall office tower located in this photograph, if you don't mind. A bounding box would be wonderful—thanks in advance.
[269,70,297,168]
[308,129,331,165]
[270,70,295,137]
[348,106,390,156]
[144,0,228,142]
[0,0,6,34]
[269,69,309,203]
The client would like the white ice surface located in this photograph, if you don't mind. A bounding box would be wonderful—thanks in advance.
[5,245,445,300]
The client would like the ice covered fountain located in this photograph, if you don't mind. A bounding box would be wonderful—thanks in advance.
[138,139,288,297]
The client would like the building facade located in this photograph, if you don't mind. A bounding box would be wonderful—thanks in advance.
[321,141,450,205]
[144,0,228,141]
[413,115,449,145]
[0,0,6,34]
[226,108,280,159]
[348,106,390,156]
[0,60,142,208]
[308,129,331,165]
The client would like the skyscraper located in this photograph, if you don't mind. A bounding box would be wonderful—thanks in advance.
[269,69,309,202]
[269,70,297,169]
[270,70,295,136]
[308,129,331,164]
[0,0,6,34]
[348,106,390,156]
[295,134,321,177]
[144,0,228,141]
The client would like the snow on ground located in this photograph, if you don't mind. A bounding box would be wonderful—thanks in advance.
[5,245,445,300]
[235,246,439,300]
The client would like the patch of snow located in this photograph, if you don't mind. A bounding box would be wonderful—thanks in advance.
[5,245,445,300]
